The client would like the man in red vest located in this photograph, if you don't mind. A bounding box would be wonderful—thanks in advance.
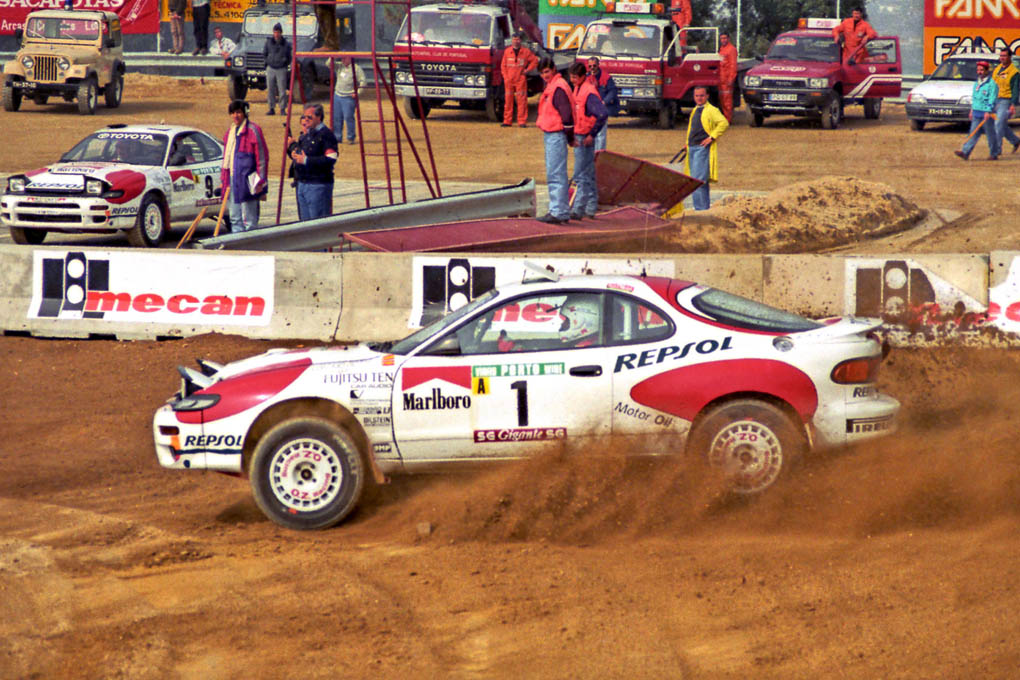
[718,32,738,121]
[500,31,539,127]
[569,62,608,220]
[536,58,575,223]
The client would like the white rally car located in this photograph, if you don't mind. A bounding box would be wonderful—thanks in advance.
[2,123,226,247]
[153,274,900,530]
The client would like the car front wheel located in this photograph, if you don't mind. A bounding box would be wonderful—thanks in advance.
[10,226,46,245]
[249,417,366,530]
[688,399,804,494]
[821,92,842,129]
[3,83,21,112]
[77,77,97,115]
[910,118,926,131]
[127,193,166,247]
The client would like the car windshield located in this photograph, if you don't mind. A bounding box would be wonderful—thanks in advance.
[24,16,100,41]
[578,23,661,58]
[930,58,980,80]
[243,14,317,37]
[766,35,840,62]
[690,288,822,333]
[380,289,499,355]
[397,10,494,47]
[60,131,169,166]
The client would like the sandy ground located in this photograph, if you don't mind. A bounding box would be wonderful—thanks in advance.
[2,75,1020,679]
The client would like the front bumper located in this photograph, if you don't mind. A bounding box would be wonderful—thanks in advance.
[7,80,80,96]
[904,102,969,123]
[1,193,132,230]
[394,84,486,100]
[152,403,245,473]
[744,89,832,116]
[617,97,663,115]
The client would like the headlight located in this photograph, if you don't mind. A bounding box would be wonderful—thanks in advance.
[7,176,26,193]
[20,56,33,70]
[85,178,104,195]
[57,57,70,70]
[395,71,409,83]
[907,92,925,104]
[465,75,477,86]
[808,77,828,88]
[171,393,221,412]
[959,95,971,106]
[234,56,244,67]
[745,75,761,87]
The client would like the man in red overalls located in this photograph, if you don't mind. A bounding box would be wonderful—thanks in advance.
[501,31,539,127]
[718,32,738,121]
[670,0,692,47]
[832,7,876,63]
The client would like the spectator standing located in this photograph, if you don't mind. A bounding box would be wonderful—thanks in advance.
[333,56,365,145]
[209,26,236,58]
[569,62,608,220]
[955,60,1000,161]
[718,33,738,121]
[683,86,729,210]
[288,103,339,220]
[832,7,876,62]
[500,31,538,127]
[991,47,1020,156]
[263,23,291,116]
[586,57,617,151]
[190,0,210,56]
[670,0,691,47]
[168,0,186,55]
[221,100,269,232]
[536,58,574,224]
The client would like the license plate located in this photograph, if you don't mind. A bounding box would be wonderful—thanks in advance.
[423,87,451,96]
[768,93,797,102]
[926,107,953,116]
[12,81,37,90]
[620,88,633,97]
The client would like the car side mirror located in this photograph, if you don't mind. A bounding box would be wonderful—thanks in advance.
[427,335,461,356]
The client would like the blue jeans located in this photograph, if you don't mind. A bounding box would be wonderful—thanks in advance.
[333,94,357,142]
[993,98,1019,156]
[296,182,333,221]
[543,131,569,219]
[594,125,607,152]
[962,111,996,158]
[228,198,260,232]
[572,142,597,216]
[688,143,711,210]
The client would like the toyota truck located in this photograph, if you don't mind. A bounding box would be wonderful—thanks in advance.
[742,18,901,129]
[575,1,732,129]
[392,0,556,121]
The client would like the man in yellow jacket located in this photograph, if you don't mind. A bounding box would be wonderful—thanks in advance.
[683,86,729,210]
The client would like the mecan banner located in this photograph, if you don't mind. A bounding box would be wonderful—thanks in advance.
[924,0,1020,72]
[0,0,159,35]
[539,0,604,50]
[159,0,257,24]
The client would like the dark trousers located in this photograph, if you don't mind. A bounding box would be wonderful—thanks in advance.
[192,4,210,51]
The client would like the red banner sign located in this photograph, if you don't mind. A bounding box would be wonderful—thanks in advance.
[0,0,159,35]
[924,0,1020,72]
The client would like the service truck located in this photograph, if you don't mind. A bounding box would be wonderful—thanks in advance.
[742,18,901,129]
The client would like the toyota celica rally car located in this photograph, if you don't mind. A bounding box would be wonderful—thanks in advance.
[2,123,226,247]
[153,274,900,530]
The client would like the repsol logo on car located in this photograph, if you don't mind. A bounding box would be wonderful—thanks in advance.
[402,388,471,411]
[614,336,733,373]
[182,434,243,448]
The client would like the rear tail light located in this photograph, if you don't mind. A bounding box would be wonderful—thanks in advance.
[831,356,881,384]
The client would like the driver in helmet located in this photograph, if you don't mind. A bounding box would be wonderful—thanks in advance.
[111,138,139,162]
[558,296,600,347]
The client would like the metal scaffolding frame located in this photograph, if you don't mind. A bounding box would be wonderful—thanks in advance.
[273,0,442,223]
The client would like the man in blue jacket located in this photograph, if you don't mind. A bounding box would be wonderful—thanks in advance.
[955,60,1000,161]
[288,103,339,220]
[586,57,617,151]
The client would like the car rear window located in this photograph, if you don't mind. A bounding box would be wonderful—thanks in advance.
[690,288,821,333]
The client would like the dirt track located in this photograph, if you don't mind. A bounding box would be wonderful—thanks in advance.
[2,76,1020,678]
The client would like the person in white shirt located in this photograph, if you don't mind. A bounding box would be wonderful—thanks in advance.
[210,27,236,58]
[333,56,366,145]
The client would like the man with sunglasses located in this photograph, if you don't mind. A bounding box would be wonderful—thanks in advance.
[288,104,339,220]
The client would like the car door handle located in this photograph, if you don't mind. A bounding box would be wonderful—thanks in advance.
[570,365,602,377]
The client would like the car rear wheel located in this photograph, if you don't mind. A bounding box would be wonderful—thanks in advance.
[104,73,123,108]
[863,97,881,119]
[127,193,166,247]
[9,226,46,245]
[250,417,366,530]
[688,398,805,494]
[77,78,97,115]
[909,118,925,131]
[3,84,21,112]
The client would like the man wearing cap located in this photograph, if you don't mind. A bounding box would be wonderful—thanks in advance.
[955,60,999,161]
[263,23,292,116]
[500,31,538,127]
[991,47,1020,156]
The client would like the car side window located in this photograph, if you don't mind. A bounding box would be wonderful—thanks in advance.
[607,293,674,345]
[425,291,605,355]
[193,132,224,162]
[171,133,215,165]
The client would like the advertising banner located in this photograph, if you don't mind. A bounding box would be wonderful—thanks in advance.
[923,0,1020,72]
[539,0,604,50]
[0,0,159,36]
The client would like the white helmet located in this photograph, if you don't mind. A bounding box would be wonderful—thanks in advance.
[559,296,600,343]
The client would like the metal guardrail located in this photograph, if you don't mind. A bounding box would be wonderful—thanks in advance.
[192,178,537,251]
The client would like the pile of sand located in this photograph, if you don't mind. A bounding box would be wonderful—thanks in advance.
[667,176,927,253]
